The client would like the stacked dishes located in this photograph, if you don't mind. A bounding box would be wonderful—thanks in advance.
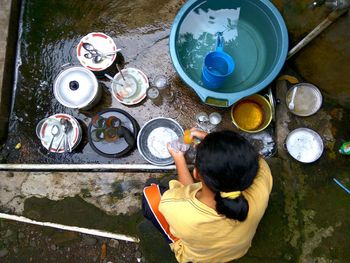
[42,32,145,157]
[36,114,82,153]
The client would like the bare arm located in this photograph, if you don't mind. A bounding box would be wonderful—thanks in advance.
[167,128,208,186]
[190,128,207,141]
[167,143,194,185]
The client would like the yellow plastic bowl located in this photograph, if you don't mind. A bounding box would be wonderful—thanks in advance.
[230,94,272,133]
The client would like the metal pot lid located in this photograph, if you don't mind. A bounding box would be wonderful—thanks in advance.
[286,83,322,116]
[54,66,98,109]
[285,128,324,163]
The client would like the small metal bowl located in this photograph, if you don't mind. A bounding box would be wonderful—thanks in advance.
[230,94,272,133]
[286,83,322,116]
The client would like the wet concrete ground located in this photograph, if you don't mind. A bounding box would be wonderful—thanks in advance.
[1,0,350,262]
[1,80,350,262]
[1,0,226,164]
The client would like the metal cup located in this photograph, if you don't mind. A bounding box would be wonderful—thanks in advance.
[209,112,222,125]
[104,128,119,142]
[106,116,121,128]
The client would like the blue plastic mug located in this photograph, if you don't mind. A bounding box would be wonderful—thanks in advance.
[202,33,235,89]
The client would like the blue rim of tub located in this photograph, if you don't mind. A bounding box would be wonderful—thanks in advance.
[169,0,289,107]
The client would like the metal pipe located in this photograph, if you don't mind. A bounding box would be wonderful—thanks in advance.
[287,8,349,59]
[0,212,140,243]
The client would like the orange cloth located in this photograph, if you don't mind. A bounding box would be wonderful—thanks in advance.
[143,184,179,242]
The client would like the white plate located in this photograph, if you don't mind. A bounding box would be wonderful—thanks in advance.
[112,68,149,105]
[77,32,117,72]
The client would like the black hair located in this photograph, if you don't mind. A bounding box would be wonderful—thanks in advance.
[195,130,259,221]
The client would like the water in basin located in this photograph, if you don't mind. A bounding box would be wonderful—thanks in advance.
[177,4,267,93]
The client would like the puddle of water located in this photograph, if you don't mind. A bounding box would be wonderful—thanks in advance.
[176,3,267,92]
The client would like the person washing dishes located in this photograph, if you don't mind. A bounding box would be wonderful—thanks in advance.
[142,129,273,263]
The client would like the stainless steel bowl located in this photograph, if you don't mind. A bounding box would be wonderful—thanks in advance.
[137,117,184,166]
[286,83,322,116]
[285,128,324,163]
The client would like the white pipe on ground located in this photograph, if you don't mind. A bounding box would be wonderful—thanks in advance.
[0,163,180,171]
[0,163,194,171]
[0,212,140,243]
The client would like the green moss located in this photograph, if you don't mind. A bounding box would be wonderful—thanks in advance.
[137,219,177,263]
[23,196,142,236]
[110,179,144,199]
[80,188,91,198]
[111,181,124,199]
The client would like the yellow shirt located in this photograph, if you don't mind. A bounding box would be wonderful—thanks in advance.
[159,159,273,263]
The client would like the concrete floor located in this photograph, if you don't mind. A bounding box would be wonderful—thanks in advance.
[1,0,350,262]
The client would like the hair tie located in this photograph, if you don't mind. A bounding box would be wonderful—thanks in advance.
[220,191,241,200]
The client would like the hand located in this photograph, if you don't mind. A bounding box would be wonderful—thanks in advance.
[167,143,193,185]
[190,128,207,141]
[167,142,185,161]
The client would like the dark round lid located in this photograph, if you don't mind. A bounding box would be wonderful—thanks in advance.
[88,109,139,158]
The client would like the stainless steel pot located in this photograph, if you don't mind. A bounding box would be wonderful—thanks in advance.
[285,128,324,163]
[53,66,101,110]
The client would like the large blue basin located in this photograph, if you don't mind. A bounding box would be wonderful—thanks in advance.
[169,0,289,107]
